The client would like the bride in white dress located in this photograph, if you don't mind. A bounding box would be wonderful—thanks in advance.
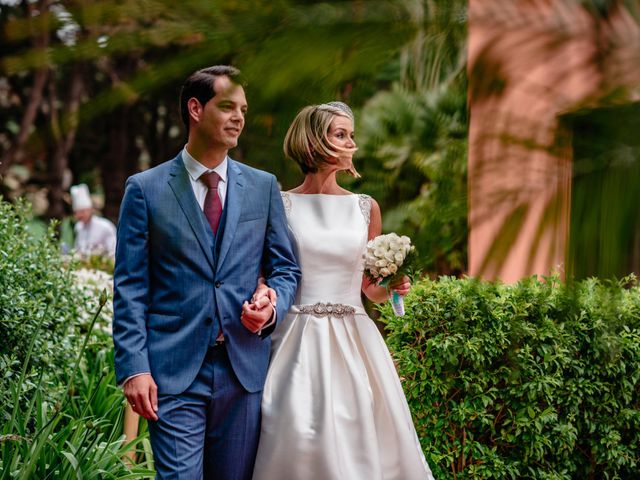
[252,102,434,480]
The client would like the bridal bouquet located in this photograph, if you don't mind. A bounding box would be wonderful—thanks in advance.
[363,233,416,316]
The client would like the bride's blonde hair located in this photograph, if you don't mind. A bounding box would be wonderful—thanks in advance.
[283,102,360,178]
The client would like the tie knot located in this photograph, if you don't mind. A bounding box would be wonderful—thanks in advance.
[200,171,220,189]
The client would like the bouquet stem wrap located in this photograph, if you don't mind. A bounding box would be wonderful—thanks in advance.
[391,291,405,316]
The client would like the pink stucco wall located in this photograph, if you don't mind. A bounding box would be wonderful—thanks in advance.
[467,0,639,281]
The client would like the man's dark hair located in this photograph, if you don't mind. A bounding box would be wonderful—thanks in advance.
[179,65,245,134]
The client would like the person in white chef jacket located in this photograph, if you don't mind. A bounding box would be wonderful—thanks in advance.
[70,183,117,258]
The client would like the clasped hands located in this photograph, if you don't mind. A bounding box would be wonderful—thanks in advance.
[241,279,277,334]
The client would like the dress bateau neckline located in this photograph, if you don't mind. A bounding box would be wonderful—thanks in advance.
[285,192,356,197]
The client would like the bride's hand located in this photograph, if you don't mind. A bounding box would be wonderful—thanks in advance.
[389,275,411,297]
[241,299,274,333]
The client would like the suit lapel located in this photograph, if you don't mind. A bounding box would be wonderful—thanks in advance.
[167,155,215,270]
[217,160,244,271]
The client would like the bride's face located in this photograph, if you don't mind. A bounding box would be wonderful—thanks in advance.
[326,115,356,170]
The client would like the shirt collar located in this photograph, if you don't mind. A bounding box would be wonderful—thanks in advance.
[182,146,228,184]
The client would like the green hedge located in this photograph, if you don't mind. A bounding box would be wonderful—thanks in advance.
[382,275,640,479]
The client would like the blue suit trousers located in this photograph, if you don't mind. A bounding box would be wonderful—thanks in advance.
[148,345,262,480]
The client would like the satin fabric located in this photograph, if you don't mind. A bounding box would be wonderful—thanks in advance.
[253,193,433,480]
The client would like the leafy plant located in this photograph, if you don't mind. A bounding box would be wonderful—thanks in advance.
[0,199,80,403]
[355,82,468,275]
[0,199,152,478]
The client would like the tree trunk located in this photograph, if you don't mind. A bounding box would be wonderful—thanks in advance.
[0,1,50,177]
[102,105,140,222]
[46,66,84,220]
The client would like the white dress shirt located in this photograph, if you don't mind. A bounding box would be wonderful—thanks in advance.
[182,146,228,209]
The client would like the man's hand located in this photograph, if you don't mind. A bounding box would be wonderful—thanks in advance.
[123,374,159,421]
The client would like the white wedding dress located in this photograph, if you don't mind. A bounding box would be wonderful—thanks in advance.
[252,193,434,480]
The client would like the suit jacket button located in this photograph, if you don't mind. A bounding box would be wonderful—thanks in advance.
[205,317,213,325]
[215,281,221,288]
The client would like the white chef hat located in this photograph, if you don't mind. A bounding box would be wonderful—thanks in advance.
[70,184,93,211]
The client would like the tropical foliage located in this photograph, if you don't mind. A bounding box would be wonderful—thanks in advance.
[355,81,467,274]
[351,0,468,274]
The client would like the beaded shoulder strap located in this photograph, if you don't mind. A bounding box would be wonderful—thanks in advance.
[357,194,372,225]
[281,191,292,216]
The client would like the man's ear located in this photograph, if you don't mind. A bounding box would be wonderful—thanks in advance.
[187,98,203,123]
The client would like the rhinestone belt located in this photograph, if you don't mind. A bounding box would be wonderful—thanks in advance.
[297,302,357,318]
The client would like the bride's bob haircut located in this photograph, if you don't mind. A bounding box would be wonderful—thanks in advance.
[283,101,360,178]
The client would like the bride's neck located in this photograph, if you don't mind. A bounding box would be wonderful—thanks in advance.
[292,171,347,195]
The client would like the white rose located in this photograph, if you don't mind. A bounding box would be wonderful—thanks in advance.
[384,251,396,261]
[388,263,398,274]
[374,248,386,258]
[394,252,404,263]
[375,259,387,268]
[380,267,391,277]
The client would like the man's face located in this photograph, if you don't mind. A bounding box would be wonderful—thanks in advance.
[74,208,92,224]
[195,75,248,150]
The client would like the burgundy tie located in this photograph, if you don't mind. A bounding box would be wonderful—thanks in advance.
[200,171,223,235]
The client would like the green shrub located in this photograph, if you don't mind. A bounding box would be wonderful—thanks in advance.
[0,199,152,478]
[0,199,82,407]
[383,275,640,479]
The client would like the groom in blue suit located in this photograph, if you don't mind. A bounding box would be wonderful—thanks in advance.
[113,65,300,479]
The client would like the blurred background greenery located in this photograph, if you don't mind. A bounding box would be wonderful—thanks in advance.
[1,0,639,279]
[0,0,468,275]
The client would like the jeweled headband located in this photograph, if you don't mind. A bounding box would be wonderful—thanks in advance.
[316,101,354,119]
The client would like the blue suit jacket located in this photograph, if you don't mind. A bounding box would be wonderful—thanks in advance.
[112,154,300,395]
